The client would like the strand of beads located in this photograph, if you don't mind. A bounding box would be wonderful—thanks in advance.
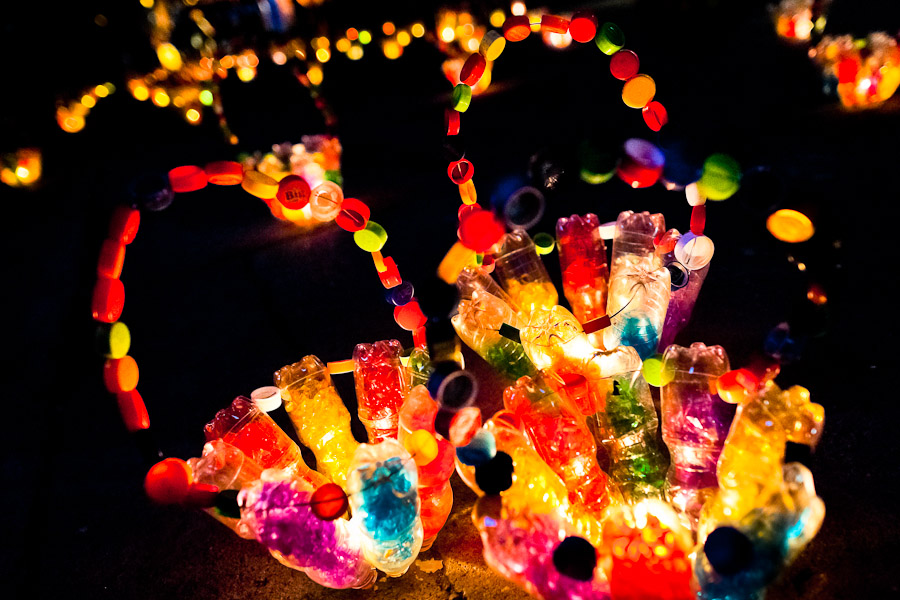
[91,158,433,472]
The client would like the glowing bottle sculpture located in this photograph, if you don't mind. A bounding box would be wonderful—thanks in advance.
[504,374,613,517]
[556,213,609,327]
[347,438,424,576]
[452,289,537,381]
[491,231,559,316]
[398,385,456,548]
[353,339,408,443]
[274,356,359,487]
[204,396,326,486]
[239,471,376,589]
[660,343,734,526]
[604,211,670,359]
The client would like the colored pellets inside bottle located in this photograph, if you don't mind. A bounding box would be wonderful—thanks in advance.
[619,315,661,360]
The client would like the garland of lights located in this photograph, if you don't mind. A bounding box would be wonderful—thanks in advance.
[88,8,826,599]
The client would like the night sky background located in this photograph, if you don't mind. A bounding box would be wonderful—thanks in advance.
[3,1,900,598]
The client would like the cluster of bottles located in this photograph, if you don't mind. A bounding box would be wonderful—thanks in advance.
[145,210,824,600]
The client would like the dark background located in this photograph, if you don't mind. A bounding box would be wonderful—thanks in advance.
[3,0,899,598]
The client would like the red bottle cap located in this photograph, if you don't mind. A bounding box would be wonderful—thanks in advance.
[168,165,208,193]
[97,239,126,279]
[690,204,707,235]
[458,210,504,253]
[116,389,150,432]
[335,197,370,232]
[394,300,427,330]
[448,158,474,184]
[610,50,640,81]
[378,257,402,289]
[311,483,349,520]
[276,175,311,209]
[642,101,668,132]
[109,206,140,245]
[92,276,125,323]
[445,108,461,136]
[541,15,570,35]
[205,161,243,185]
[569,12,598,43]
[460,53,486,86]
[503,16,532,41]
[145,458,192,504]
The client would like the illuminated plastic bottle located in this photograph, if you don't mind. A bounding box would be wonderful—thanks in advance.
[520,305,632,377]
[601,500,694,600]
[456,411,604,545]
[491,231,559,316]
[398,386,455,549]
[699,377,824,540]
[658,229,711,349]
[274,356,359,487]
[556,214,609,327]
[347,438,424,576]
[503,374,613,518]
[239,471,376,589]
[406,347,433,389]
[583,369,668,504]
[660,344,734,526]
[204,396,326,485]
[456,264,522,316]
[353,339,408,443]
[472,495,611,600]
[695,462,825,600]
[452,289,537,381]
[188,440,264,538]
[604,211,670,358]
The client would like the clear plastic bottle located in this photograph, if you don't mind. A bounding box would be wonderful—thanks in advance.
[204,396,325,485]
[660,343,734,527]
[556,213,609,326]
[274,356,359,487]
[353,339,408,443]
[491,231,559,316]
[239,470,376,589]
[188,440,264,538]
[347,438,424,576]
[398,386,455,550]
[452,289,536,381]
